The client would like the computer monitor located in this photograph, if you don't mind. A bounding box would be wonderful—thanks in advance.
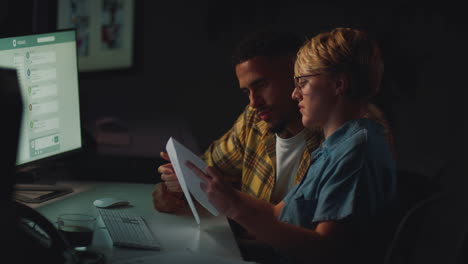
[0,29,82,202]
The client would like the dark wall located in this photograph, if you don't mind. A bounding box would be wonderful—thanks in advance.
[134,1,468,186]
[2,0,466,187]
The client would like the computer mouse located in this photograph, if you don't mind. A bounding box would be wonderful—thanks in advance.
[93,197,130,208]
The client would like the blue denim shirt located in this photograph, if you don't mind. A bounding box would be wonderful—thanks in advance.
[279,118,396,228]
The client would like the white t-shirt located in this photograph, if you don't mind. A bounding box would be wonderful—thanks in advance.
[271,129,307,204]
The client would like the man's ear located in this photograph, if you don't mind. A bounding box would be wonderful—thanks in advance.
[335,73,349,96]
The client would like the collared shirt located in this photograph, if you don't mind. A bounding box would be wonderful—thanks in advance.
[202,105,323,202]
[279,118,397,228]
[201,104,393,203]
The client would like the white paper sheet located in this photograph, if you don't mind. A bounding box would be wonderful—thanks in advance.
[166,137,219,224]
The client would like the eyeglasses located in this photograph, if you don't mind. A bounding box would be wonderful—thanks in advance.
[294,74,321,90]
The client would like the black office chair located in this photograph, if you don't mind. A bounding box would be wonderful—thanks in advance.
[381,169,442,264]
[383,191,443,264]
[457,231,468,264]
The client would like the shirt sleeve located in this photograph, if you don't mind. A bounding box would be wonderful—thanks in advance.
[201,106,251,188]
[312,145,366,223]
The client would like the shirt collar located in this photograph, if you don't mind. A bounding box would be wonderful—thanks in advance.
[322,118,365,150]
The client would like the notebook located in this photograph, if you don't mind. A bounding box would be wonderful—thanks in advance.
[165,137,219,224]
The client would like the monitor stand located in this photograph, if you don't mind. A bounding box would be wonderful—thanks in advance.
[13,165,74,203]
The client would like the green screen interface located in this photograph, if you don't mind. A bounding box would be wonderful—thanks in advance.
[0,30,82,165]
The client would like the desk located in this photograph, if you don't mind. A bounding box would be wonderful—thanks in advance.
[27,181,245,263]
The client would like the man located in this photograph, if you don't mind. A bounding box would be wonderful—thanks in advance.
[152,30,392,214]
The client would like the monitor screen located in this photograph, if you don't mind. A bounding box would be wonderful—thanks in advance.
[0,29,82,169]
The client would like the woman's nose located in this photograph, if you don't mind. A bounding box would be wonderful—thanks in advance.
[291,87,302,101]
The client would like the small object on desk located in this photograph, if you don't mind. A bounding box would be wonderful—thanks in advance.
[93,197,130,208]
[14,184,74,203]
[97,208,162,250]
[57,213,96,250]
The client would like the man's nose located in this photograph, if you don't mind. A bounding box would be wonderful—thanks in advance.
[249,92,263,108]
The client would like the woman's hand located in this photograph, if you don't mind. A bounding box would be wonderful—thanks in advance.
[186,161,240,219]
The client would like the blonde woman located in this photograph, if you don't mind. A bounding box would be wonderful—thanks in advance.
[187,28,397,264]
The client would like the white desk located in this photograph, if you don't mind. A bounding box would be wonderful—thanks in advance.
[27,181,246,263]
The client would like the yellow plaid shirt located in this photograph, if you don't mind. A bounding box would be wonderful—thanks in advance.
[202,104,393,203]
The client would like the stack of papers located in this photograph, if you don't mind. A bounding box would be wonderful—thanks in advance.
[166,137,219,224]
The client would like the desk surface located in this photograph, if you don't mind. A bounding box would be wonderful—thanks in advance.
[28,181,246,263]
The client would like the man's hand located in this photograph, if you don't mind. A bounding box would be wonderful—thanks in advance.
[152,152,185,213]
[157,152,182,192]
[152,182,186,213]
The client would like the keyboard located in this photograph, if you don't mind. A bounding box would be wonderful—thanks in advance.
[97,208,162,250]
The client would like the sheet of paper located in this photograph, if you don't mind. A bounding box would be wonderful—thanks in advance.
[166,137,219,225]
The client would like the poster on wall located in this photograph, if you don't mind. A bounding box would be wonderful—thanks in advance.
[57,0,134,72]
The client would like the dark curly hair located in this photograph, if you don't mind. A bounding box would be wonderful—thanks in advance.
[231,30,305,67]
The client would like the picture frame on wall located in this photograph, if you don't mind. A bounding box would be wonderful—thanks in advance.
[57,0,134,72]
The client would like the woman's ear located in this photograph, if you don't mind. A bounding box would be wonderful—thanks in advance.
[334,73,349,96]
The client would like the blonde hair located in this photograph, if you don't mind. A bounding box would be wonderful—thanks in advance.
[295,27,384,101]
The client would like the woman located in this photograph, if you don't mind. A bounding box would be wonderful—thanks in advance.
[187,27,397,264]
